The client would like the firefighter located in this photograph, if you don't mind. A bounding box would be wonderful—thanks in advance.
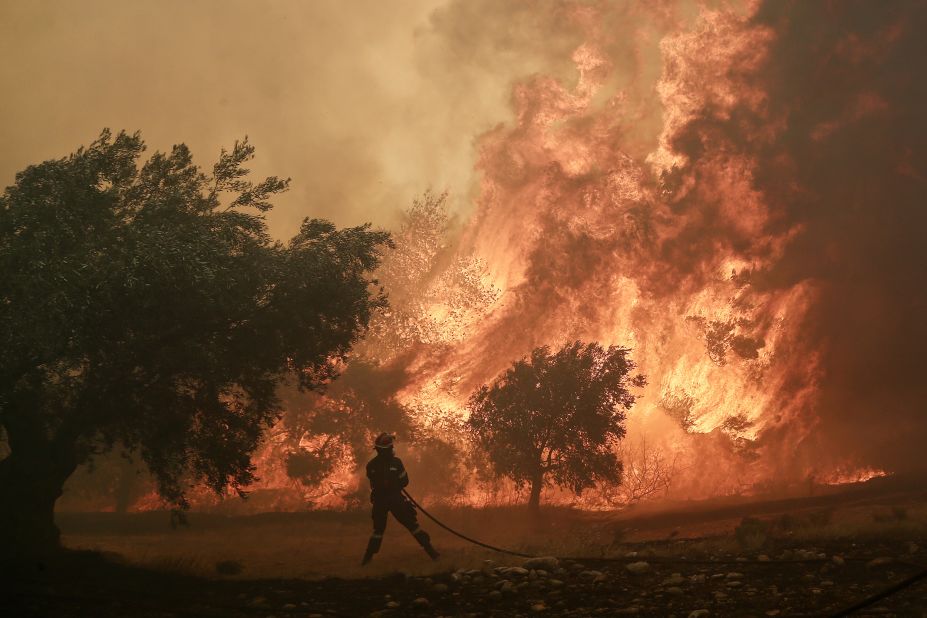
[361,432,439,565]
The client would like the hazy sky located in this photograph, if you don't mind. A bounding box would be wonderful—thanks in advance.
[0,0,582,239]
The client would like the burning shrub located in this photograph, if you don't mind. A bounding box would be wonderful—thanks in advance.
[660,391,697,432]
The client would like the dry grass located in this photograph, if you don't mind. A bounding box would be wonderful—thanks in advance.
[57,494,927,579]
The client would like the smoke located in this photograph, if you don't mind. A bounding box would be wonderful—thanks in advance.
[403,0,927,496]
[12,0,926,508]
[745,0,927,473]
[0,0,582,237]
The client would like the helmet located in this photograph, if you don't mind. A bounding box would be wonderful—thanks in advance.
[374,432,395,450]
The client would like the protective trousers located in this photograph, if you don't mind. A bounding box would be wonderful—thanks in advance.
[362,494,438,564]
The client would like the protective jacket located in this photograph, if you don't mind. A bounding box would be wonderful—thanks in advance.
[366,452,409,502]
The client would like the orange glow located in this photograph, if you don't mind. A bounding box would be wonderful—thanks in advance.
[118,1,897,513]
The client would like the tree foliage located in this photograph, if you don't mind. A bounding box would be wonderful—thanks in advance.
[0,130,391,550]
[467,341,645,509]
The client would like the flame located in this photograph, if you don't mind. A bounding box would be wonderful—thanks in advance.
[104,1,903,513]
[244,1,880,509]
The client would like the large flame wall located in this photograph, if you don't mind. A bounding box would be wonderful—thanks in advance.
[390,0,927,503]
[58,0,927,512]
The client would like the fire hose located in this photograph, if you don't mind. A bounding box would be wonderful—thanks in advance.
[402,489,534,558]
[401,489,927,616]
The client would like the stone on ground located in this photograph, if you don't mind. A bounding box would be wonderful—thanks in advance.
[524,556,560,571]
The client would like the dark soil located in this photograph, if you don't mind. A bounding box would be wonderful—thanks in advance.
[5,536,927,617]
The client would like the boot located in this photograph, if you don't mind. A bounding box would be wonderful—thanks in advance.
[361,535,382,566]
[413,530,440,561]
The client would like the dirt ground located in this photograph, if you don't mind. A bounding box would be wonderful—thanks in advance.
[6,476,927,617]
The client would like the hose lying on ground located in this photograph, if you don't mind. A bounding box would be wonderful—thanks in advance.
[402,489,927,615]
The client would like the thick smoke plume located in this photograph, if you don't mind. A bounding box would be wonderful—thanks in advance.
[23,0,926,509]
[391,0,927,501]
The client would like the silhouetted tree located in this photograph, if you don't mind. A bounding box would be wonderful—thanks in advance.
[0,130,391,554]
[467,341,645,510]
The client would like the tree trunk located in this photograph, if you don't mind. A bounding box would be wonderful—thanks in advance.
[528,471,543,511]
[0,442,77,559]
[115,455,139,514]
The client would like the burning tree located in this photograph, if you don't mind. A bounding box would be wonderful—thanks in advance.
[0,130,391,554]
[466,341,645,510]
[273,191,497,505]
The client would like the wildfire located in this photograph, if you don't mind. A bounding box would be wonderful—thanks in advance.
[102,0,909,513]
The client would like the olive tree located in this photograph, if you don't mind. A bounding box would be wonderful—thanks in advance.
[0,130,391,554]
[467,341,645,509]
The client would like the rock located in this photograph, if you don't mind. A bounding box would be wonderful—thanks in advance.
[488,590,501,600]
[688,610,710,618]
[579,570,604,580]
[500,581,515,593]
[909,542,919,554]
[482,560,496,574]
[249,597,268,607]
[689,574,706,584]
[794,549,817,560]
[282,604,297,610]
[385,601,400,609]
[662,573,686,586]
[867,557,893,568]
[626,551,639,558]
[765,611,781,616]
[626,561,651,574]
[503,566,530,577]
[666,587,684,596]
[524,556,560,571]
[593,573,609,583]
[528,569,538,581]
[725,572,744,579]
[536,569,549,578]
[726,581,742,588]
[411,598,429,608]
[832,556,845,566]
[531,602,547,612]
[757,554,770,562]
[548,579,564,588]
[614,609,639,615]
[433,583,449,593]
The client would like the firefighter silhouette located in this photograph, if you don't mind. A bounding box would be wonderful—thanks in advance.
[361,432,439,565]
